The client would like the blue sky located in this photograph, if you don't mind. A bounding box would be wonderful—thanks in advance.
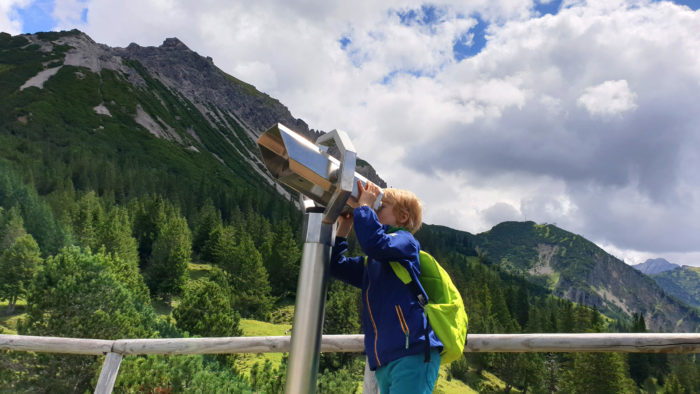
[15,0,56,34]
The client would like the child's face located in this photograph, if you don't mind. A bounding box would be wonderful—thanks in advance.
[376,201,408,228]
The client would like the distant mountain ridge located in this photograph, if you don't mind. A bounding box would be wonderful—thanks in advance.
[632,258,679,274]
[650,266,700,309]
[630,259,700,309]
[470,221,700,332]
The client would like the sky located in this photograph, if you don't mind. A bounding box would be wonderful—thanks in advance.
[3,0,700,267]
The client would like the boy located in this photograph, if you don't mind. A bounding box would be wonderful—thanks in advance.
[330,180,442,394]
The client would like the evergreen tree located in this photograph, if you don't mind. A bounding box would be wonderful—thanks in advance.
[213,229,272,319]
[264,221,301,298]
[173,275,242,338]
[192,199,222,257]
[0,206,27,249]
[146,214,192,302]
[114,354,252,392]
[321,280,362,371]
[98,205,140,267]
[513,285,530,329]
[543,353,562,394]
[668,354,699,394]
[0,164,67,255]
[663,373,683,394]
[69,191,105,250]
[107,250,151,307]
[493,353,545,393]
[0,233,42,314]
[562,352,635,393]
[130,195,177,264]
[629,312,652,386]
[17,246,156,392]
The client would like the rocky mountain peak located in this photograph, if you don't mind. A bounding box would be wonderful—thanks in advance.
[632,258,680,275]
[161,37,190,50]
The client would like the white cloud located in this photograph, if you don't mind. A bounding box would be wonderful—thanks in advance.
[0,0,31,34]
[577,79,637,117]
[52,0,86,26]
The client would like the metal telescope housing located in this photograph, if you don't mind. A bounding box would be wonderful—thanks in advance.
[257,123,380,394]
[257,123,381,223]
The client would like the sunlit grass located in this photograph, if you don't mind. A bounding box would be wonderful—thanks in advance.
[435,365,479,394]
[187,262,212,281]
[0,299,27,334]
[236,318,292,377]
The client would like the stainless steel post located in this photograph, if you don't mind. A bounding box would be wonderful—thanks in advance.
[284,210,335,394]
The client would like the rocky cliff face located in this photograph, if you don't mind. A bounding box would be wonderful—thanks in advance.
[114,37,311,139]
[574,252,698,332]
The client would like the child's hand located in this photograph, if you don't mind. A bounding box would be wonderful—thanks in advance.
[336,212,354,238]
[358,180,381,208]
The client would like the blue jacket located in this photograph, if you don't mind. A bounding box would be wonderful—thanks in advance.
[330,206,442,370]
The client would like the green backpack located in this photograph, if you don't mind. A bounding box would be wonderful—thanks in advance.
[389,250,469,364]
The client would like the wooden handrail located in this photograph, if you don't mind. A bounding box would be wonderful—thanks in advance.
[3,333,700,355]
[3,333,699,394]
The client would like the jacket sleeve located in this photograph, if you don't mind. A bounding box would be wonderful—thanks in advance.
[329,236,364,288]
[353,206,420,273]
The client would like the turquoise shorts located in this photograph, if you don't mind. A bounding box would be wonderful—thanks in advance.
[374,349,441,394]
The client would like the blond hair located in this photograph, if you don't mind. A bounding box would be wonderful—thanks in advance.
[383,188,422,234]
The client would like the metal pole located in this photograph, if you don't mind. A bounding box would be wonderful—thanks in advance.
[285,210,334,394]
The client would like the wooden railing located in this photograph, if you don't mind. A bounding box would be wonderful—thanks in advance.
[2,333,700,393]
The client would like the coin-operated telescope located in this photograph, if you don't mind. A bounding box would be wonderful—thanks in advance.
[258,123,382,221]
[257,123,380,394]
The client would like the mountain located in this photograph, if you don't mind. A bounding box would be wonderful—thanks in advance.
[630,258,700,309]
[471,221,700,332]
[0,29,382,203]
[2,30,697,334]
[632,258,679,274]
[650,266,700,309]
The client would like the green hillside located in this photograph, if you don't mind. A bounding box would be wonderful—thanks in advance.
[1,30,698,393]
[0,31,296,228]
[472,221,700,332]
[652,266,700,308]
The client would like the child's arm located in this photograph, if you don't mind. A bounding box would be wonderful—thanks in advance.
[353,206,419,262]
[330,214,364,287]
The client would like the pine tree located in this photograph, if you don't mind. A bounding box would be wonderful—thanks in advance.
[70,191,105,250]
[173,275,242,338]
[0,233,42,314]
[192,199,222,257]
[562,352,634,393]
[264,221,301,298]
[18,246,156,392]
[98,205,140,267]
[0,206,27,249]
[321,280,361,371]
[629,312,652,386]
[130,195,176,264]
[146,215,192,302]
[214,230,272,319]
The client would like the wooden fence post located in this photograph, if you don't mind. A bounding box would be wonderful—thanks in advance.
[362,357,379,394]
[94,352,123,394]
